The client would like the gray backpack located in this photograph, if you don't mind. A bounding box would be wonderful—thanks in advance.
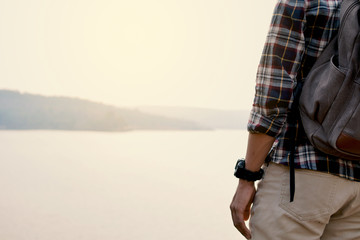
[299,0,360,160]
[287,0,360,202]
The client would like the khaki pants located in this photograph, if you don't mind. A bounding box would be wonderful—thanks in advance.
[250,162,360,240]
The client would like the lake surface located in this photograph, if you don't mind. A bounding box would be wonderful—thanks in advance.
[0,130,248,240]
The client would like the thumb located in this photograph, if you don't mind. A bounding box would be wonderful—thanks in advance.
[244,187,256,221]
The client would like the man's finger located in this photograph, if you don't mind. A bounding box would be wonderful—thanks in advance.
[231,207,252,239]
[234,220,251,239]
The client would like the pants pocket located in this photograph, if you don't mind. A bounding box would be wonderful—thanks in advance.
[279,169,337,222]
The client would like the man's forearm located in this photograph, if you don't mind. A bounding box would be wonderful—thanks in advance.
[244,132,275,172]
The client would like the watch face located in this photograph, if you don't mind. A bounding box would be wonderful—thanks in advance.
[235,159,245,171]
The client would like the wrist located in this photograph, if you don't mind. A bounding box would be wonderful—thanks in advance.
[238,178,255,185]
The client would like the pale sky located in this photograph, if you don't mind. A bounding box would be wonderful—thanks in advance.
[0,0,278,111]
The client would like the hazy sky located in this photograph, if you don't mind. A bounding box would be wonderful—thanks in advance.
[0,0,278,110]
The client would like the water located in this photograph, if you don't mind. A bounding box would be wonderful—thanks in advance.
[0,130,248,240]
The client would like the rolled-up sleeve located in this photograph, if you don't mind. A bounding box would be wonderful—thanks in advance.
[248,0,306,137]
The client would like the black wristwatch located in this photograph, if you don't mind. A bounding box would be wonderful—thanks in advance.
[234,159,264,181]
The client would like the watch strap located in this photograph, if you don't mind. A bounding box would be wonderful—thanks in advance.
[234,159,264,181]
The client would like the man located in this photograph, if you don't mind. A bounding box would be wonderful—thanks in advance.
[230,0,360,239]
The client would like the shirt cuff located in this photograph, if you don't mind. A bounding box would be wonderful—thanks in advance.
[247,108,285,138]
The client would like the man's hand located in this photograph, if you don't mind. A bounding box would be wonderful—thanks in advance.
[230,132,274,238]
[230,179,256,239]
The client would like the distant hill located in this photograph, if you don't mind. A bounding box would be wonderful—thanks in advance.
[0,90,208,131]
[138,106,249,130]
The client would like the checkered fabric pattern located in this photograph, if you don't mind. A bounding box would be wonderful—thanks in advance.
[248,0,360,181]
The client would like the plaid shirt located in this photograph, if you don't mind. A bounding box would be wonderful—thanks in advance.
[248,0,360,181]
